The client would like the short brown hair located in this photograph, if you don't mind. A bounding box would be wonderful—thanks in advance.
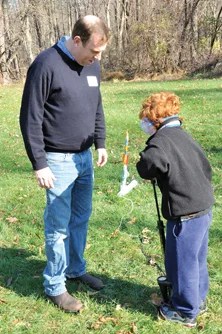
[139,92,181,128]
[72,15,110,45]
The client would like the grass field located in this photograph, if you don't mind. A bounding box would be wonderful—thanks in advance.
[0,78,221,333]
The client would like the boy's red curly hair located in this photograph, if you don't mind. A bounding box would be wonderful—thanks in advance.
[139,92,181,128]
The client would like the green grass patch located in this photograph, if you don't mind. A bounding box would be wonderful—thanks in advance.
[0,79,221,333]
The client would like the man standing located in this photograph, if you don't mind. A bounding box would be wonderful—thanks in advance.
[20,15,110,313]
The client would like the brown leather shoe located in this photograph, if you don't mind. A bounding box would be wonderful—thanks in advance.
[68,273,105,290]
[47,291,83,313]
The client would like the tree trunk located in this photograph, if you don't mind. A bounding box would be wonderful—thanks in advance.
[178,0,202,67]
[0,0,11,84]
[24,11,34,64]
[209,5,222,56]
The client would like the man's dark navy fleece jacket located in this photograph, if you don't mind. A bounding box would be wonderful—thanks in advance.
[20,45,106,171]
[136,126,214,220]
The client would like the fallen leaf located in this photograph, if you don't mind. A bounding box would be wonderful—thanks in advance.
[13,235,19,244]
[87,290,99,296]
[0,299,7,304]
[197,322,205,330]
[39,246,43,256]
[115,304,122,311]
[99,316,117,323]
[91,316,118,329]
[6,277,13,287]
[149,258,156,266]
[6,217,18,223]
[116,325,137,334]
[140,228,151,243]
[141,236,150,244]
[150,293,163,306]
[110,229,119,238]
[128,217,137,225]
[131,322,138,333]
[141,227,150,234]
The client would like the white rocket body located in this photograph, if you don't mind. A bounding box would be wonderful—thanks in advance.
[117,132,138,197]
[118,179,138,197]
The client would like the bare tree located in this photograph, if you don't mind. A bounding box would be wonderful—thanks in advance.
[23,0,34,64]
[209,4,222,56]
[0,0,222,83]
[0,0,11,83]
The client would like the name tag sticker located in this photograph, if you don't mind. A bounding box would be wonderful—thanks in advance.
[87,76,98,87]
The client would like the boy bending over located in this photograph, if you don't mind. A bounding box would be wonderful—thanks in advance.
[136,92,214,328]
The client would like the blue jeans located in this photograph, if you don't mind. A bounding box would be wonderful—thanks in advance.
[43,150,93,296]
[165,211,212,318]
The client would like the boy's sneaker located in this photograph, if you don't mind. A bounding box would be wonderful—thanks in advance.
[199,300,207,314]
[159,304,197,328]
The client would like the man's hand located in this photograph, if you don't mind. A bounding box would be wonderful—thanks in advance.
[97,148,108,167]
[35,167,56,189]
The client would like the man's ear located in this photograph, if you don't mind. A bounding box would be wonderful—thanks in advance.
[73,36,81,46]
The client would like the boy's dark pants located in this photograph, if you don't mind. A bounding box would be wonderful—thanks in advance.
[165,211,212,318]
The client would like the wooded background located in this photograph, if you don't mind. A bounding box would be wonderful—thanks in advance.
[0,0,222,84]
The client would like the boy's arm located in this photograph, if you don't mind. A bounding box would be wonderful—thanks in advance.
[136,145,168,180]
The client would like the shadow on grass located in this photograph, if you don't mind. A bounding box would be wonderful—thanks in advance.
[0,247,158,318]
[207,146,222,154]
[0,247,44,296]
[71,273,159,317]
